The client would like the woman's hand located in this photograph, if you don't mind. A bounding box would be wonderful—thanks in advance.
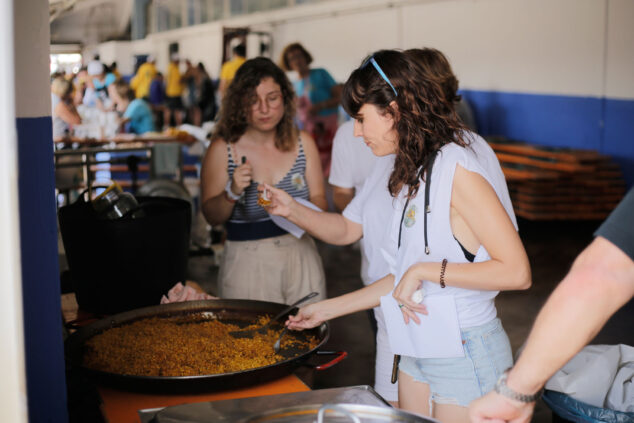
[392,263,428,324]
[231,160,252,195]
[259,183,295,218]
[286,302,329,330]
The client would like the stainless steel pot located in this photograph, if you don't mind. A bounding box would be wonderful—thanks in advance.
[239,403,440,423]
[137,385,436,423]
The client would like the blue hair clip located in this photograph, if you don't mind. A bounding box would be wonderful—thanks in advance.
[362,56,398,97]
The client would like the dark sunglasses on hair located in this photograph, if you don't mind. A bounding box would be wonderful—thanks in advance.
[361,56,398,97]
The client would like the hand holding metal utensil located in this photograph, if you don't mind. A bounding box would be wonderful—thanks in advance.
[230,292,319,338]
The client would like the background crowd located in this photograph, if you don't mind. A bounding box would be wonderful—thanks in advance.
[50,52,218,141]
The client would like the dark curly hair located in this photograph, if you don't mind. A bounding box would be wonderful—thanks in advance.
[212,57,297,151]
[342,49,467,198]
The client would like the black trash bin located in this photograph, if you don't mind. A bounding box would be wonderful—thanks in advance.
[59,195,191,315]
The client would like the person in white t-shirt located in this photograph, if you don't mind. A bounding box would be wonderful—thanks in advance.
[328,120,377,212]
[327,120,399,402]
[328,119,378,287]
[261,48,531,422]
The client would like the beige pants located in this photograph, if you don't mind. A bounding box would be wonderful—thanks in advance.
[218,234,326,304]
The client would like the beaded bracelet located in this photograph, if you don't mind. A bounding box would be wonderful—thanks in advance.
[439,258,448,288]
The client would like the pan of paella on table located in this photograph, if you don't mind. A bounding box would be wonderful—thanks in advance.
[64,298,346,393]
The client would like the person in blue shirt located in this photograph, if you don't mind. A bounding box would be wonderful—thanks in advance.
[86,60,117,110]
[109,79,155,134]
[280,42,341,176]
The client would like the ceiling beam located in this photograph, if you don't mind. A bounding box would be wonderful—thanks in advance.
[49,0,79,23]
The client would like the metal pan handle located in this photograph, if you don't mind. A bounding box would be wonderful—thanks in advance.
[301,350,348,371]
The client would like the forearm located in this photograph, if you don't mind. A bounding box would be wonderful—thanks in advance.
[318,275,394,320]
[201,195,236,226]
[406,258,531,292]
[218,80,228,97]
[286,200,360,245]
[507,237,634,395]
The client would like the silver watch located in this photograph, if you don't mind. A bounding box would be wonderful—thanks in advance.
[494,369,542,403]
[224,180,242,201]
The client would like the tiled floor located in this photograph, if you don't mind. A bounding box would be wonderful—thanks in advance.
[188,218,634,422]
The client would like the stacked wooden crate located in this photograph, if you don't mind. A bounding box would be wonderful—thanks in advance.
[486,137,626,220]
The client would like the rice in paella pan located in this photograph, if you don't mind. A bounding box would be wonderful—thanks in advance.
[82,315,318,377]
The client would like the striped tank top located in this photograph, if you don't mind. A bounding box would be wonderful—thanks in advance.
[226,138,310,241]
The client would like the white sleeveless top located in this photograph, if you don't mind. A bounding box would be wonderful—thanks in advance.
[388,132,517,328]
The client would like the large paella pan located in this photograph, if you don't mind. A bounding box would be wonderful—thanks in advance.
[65,299,346,393]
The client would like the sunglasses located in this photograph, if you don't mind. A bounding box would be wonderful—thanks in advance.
[361,56,398,97]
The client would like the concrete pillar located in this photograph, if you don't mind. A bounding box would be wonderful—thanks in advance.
[14,0,68,421]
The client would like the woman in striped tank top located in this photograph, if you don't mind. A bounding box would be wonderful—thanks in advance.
[200,57,327,305]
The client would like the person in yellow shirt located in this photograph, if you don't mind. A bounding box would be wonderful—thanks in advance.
[164,53,185,127]
[218,43,246,99]
[130,55,157,99]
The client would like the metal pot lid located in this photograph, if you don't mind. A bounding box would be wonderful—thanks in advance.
[138,386,429,423]
[238,403,440,423]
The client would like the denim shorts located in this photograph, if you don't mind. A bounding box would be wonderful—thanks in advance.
[399,317,513,407]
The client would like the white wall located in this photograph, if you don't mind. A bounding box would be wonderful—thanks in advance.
[606,0,634,99]
[148,25,225,78]
[96,41,135,75]
[402,0,606,96]
[96,0,634,99]
[273,6,401,78]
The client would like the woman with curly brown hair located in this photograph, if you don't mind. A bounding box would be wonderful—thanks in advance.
[200,57,326,304]
[262,48,530,421]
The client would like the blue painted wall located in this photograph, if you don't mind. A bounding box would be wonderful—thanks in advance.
[461,90,634,187]
[17,116,68,423]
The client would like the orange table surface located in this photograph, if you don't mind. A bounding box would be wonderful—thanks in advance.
[99,374,310,423]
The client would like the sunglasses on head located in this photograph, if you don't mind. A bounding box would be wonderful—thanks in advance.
[361,56,398,97]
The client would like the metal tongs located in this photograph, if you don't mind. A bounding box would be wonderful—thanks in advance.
[229,291,318,339]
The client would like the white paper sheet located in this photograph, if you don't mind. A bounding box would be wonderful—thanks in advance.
[269,197,323,239]
[380,292,464,359]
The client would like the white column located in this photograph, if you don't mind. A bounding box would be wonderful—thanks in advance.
[0,0,27,421]
[13,0,68,421]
